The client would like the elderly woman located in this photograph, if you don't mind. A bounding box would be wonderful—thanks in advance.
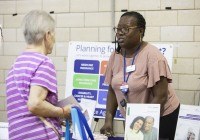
[6,10,71,140]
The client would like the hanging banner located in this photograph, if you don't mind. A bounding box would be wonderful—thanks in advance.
[65,41,173,119]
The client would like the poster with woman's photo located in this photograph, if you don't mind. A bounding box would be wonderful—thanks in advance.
[125,104,160,140]
[174,105,200,140]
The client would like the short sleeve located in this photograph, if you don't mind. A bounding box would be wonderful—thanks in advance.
[31,58,58,94]
[147,55,172,88]
[104,52,115,85]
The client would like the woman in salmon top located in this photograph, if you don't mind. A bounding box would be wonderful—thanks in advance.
[100,11,180,140]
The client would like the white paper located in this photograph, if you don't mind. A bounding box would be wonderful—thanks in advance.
[0,122,9,140]
[174,105,200,140]
[79,98,96,127]
[57,95,82,109]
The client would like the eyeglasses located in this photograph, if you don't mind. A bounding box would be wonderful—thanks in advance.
[113,26,137,34]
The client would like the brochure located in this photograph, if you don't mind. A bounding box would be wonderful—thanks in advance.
[174,105,200,140]
[125,104,160,140]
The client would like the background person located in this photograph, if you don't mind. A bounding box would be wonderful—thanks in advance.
[100,11,180,140]
[6,10,72,140]
[125,116,144,140]
[142,116,158,140]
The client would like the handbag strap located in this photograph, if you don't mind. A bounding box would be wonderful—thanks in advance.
[71,106,94,140]
[39,117,61,140]
[75,107,94,140]
[65,119,70,140]
[71,108,83,139]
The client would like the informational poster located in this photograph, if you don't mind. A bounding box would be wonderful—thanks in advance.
[125,104,160,140]
[157,44,173,70]
[174,105,200,140]
[65,41,173,119]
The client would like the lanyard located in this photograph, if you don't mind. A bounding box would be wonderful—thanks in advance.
[123,44,141,83]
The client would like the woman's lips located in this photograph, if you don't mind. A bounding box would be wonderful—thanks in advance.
[118,38,124,43]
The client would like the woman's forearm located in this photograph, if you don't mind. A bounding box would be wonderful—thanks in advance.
[151,76,168,115]
[105,85,118,124]
[28,99,64,118]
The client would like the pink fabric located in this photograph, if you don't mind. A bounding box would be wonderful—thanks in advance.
[104,42,179,117]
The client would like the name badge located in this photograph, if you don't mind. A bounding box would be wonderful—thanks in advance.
[120,83,129,94]
[126,65,135,73]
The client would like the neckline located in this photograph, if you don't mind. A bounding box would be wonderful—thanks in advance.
[119,42,148,58]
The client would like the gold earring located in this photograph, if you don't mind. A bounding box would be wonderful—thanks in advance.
[140,35,142,42]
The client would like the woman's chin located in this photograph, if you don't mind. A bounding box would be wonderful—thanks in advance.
[119,42,125,47]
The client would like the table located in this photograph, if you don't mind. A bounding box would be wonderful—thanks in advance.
[62,134,124,140]
[108,137,124,140]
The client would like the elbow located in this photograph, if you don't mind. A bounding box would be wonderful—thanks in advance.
[27,100,40,114]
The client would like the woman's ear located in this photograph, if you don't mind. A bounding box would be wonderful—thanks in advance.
[44,31,51,41]
[139,28,144,35]
[44,32,50,48]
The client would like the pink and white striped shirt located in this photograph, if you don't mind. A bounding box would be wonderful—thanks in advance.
[6,52,62,140]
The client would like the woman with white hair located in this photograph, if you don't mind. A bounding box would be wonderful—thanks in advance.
[6,10,72,140]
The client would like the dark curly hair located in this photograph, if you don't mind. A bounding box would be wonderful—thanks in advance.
[130,116,145,130]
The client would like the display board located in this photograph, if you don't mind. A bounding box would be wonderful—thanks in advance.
[65,41,173,119]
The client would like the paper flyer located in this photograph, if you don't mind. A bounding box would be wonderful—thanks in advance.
[174,105,200,140]
[57,95,82,109]
[125,104,160,140]
[79,98,96,127]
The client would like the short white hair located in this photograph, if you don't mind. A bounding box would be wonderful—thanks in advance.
[22,10,55,45]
